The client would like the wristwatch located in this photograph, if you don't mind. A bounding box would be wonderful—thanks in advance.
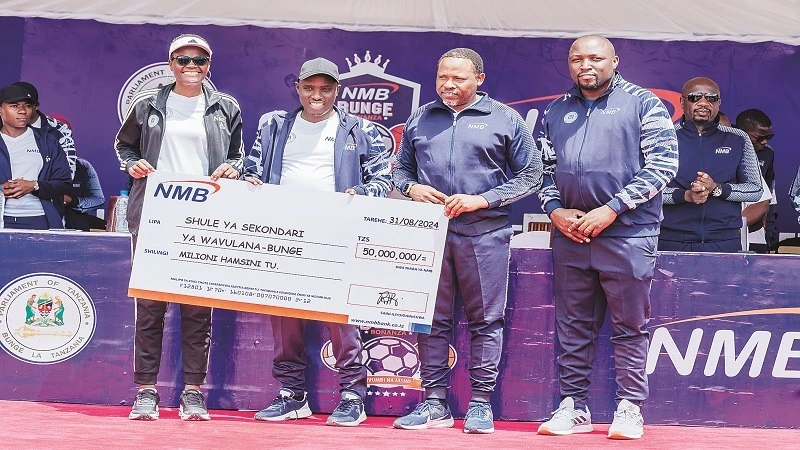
[711,183,722,197]
[402,182,416,197]
[33,182,40,192]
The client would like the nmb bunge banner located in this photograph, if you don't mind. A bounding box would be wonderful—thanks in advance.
[128,171,447,332]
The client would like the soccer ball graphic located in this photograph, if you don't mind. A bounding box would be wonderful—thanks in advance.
[363,336,420,377]
[319,336,457,380]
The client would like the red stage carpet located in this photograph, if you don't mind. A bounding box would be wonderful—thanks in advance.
[1,400,797,449]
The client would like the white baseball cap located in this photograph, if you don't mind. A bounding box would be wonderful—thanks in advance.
[169,34,212,58]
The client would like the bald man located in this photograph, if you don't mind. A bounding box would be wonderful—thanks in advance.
[536,35,678,440]
[659,77,762,252]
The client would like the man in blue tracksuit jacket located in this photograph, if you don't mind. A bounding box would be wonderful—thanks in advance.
[660,77,763,253]
[0,83,71,230]
[392,48,542,434]
[536,36,678,440]
[243,57,392,427]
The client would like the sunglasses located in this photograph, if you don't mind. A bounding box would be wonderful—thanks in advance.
[685,92,720,103]
[747,131,775,142]
[171,55,210,67]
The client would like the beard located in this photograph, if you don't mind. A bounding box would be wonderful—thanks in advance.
[578,73,612,92]
[691,108,714,125]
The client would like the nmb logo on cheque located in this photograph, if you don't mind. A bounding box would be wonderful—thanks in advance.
[154,180,221,203]
[0,273,96,364]
[337,51,421,163]
[646,308,800,378]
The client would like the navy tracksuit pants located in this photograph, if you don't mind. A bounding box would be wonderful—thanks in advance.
[271,316,367,399]
[552,235,656,408]
[418,226,513,402]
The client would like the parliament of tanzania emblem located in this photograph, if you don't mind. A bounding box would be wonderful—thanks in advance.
[0,273,96,364]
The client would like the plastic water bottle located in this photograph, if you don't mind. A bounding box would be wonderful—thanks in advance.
[115,190,129,232]
[0,186,5,229]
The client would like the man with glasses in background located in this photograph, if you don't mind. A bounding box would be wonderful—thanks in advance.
[115,33,243,421]
[736,109,777,252]
[660,77,762,252]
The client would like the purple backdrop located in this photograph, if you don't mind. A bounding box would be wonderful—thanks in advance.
[9,18,800,233]
[0,17,24,88]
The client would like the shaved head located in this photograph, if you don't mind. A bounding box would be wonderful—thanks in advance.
[680,76,721,131]
[568,35,619,99]
[570,35,616,56]
[681,77,719,96]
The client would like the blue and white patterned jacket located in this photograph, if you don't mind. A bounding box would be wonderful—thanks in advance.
[244,106,392,197]
[538,73,679,238]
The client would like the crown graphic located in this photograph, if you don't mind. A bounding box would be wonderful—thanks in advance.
[345,51,390,72]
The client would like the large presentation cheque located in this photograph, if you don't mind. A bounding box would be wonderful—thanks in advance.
[128,171,448,332]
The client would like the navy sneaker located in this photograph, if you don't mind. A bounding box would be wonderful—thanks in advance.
[255,389,312,421]
[179,389,211,421]
[463,401,494,434]
[128,387,159,420]
[326,391,366,427]
[392,399,454,430]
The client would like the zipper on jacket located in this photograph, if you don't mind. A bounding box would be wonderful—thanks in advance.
[575,104,593,212]
[449,114,457,196]
[698,130,706,243]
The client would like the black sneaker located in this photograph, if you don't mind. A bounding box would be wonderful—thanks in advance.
[326,391,366,427]
[254,389,312,421]
[129,388,159,420]
[179,389,211,421]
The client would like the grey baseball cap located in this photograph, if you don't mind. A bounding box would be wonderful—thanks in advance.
[298,57,339,83]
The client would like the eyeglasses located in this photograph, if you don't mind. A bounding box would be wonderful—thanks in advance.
[171,55,210,67]
[685,92,720,103]
[747,131,775,142]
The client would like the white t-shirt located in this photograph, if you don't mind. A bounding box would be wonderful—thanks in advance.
[2,128,45,216]
[158,92,209,176]
[279,114,338,192]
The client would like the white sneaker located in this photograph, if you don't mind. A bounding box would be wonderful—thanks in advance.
[537,397,593,436]
[607,399,644,440]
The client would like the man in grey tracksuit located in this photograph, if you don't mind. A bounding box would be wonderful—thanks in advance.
[392,48,542,434]
[115,34,243,422]
[536,36,678,440]
[243,57,392,427]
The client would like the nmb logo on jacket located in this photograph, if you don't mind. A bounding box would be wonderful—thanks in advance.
[646,308,800,379]
[337,51,421,163]
[0,273,96,364]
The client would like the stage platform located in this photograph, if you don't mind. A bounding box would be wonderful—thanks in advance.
[1,230,798,429]
[2,400,798,450]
